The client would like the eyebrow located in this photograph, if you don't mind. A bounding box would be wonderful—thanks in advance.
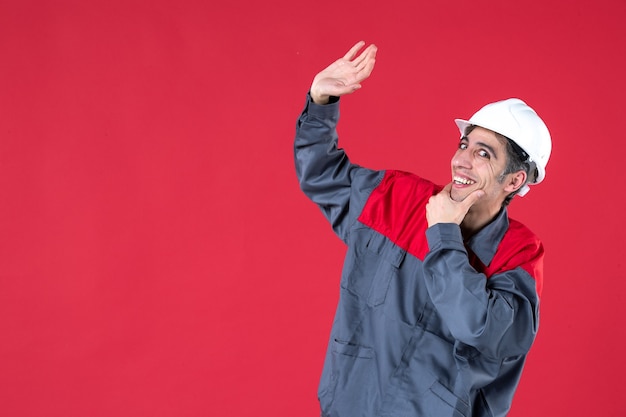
[460,136,499,160]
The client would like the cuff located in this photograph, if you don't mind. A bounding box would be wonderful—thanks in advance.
[305,92,340,121]
[425,223,466,252]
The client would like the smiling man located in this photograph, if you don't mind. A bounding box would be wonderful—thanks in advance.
[294,41,552,417]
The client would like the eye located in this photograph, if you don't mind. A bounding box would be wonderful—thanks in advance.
[459,142,468,150]
[478,149,491,159]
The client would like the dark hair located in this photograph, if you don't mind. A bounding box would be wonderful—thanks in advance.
[464,125,535,206]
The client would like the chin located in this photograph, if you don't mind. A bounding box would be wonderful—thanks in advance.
[450,190,467,202]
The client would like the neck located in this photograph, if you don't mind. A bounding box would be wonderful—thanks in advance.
[460,204,502,239]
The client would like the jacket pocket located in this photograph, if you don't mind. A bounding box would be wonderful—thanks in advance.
[365,231,405,306]
[381,379,470,417]
[319,339,376,416]
[429,380,470,417]
[331,338,375,358]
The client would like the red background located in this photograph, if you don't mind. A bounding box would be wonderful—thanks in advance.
[1,0,625,416]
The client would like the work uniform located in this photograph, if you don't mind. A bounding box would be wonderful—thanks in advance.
[294,94,544,417]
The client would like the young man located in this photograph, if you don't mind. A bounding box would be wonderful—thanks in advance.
[294,41,552,417]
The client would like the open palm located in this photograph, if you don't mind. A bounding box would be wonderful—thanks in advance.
[310,41,378,104]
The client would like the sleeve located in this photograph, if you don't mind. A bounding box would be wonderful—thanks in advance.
[422,223,541,359]
[294,93,383,242]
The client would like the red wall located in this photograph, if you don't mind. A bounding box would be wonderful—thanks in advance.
[1,0,625,415]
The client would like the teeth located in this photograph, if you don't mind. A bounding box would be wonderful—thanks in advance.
[453,176,475,185]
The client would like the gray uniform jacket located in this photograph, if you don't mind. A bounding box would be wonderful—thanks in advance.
[294,94,544,417]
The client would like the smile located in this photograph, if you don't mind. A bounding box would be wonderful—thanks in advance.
[453,176,476,185]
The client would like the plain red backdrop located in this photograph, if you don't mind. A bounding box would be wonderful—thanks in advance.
[1,0,625,416]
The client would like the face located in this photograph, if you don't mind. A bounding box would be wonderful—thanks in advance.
[450,127,517,210]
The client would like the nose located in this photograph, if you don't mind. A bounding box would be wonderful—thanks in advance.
[452,150,471,169]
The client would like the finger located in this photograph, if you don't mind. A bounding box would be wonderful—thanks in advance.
[354,44,377,69]
[353,60,376,83]
[461,189,485,209]
[441,182,453,194]
[343,41,366,61]
[356,61,376,82]
[355,55,376,80]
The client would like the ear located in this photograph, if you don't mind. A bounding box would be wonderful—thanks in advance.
[504,170,528,193]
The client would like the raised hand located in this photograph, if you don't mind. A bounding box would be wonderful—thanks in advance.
[310,41,378,105]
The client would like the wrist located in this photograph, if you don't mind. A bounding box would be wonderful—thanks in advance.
[310,90,330,105]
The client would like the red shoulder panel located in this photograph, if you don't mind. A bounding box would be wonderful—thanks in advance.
[486,218,544,296]
[358,170,439,261]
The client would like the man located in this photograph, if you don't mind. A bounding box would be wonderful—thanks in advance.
[294,41,552,417]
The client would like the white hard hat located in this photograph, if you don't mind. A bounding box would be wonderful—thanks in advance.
[455,98,552,197]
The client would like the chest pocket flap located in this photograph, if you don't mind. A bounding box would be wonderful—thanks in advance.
[365,231,407,307]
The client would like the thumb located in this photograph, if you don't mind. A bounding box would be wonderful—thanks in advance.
[462,189,485,209]
[441,182,453,195]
